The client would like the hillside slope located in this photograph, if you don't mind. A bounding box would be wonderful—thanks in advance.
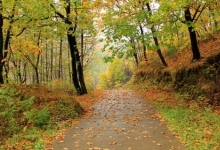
[135,33,220,108]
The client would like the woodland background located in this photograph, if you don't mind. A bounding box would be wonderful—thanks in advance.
[0,0,220,149]
[0,0,219,93]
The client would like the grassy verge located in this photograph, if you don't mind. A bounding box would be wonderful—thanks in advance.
[132,82,220,150]
[0,84,102,150]
[156,103,220,150]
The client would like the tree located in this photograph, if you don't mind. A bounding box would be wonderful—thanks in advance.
[158,1,212,60]
[0,0,4,83]
[51,0,88,95]
[0,0,17,83]
[184,6,201,60]
[100,0,168,67]
[145,2,168,67]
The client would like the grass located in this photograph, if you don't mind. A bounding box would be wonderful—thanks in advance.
[133,80,220,150]
[156,103,220,150]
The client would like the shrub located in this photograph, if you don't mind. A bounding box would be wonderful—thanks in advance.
[26,108,50,129]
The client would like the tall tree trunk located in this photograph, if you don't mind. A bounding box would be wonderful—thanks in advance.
[51,0,87,95]
[67,47,71,82]
[0,0,16,83]
[130,38,139,66]
[184,7,201,60]
[67,33,82,95]
[0,1,4,84]
[65,0,86,95]
[50,39,53,81]
[45,37,49,82]
[146,3,168,67]
[58,38,63,79]
[34,66,39,84]
[79,32,87,94]
[35,30,41,84]
[139,24,147,60]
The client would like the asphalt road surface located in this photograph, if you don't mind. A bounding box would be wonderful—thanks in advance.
[47,90,185,150]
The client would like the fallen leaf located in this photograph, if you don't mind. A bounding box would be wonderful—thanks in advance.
[86,142,93,145]
[110,141,117,145]
[58,140,64,143]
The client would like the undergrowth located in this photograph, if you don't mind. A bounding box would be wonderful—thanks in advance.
[0,84,83,150]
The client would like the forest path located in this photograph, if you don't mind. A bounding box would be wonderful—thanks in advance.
[47,90,185,150]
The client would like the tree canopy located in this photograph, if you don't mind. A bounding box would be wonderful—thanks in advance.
[0,0,219,92]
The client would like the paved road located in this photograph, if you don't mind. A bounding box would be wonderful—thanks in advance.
[47,90,185,150]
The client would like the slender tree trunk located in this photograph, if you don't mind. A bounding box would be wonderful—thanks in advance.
[139,24,147,60]
[130,38,139,66]
[153,36,168,67]
[34,67,39,84]
[184,7,200,60]
[50,39,53,81]
[0,2,4,83]
[146,3,168,67]
[35,30,41,84]
[81,32,84,71]
[58,38,63,79]
[45,37,49,82]
[40,46,44,82]
[68,47,71,82]
[79,32,87,93]
[134,53,139,66]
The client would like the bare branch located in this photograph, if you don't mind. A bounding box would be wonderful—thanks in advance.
[194,4,208,23]
[192,4,201,21]
[50,4,66,20]
[16,28,26,37]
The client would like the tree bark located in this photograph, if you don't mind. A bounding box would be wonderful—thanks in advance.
[184,7,201,60]
[79,32,87,94]
[139,25,147,60]
[50,39,53,81]
[45,37,49,82]
[0,0,17,83]
[0,1,4,83]
[130,38,139,66]
[65,0,87,95]
[67,33,83,95]
[51,0,87,95]
[146,3,168,67]
[58,38,63,79]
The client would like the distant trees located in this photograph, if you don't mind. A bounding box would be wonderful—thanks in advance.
[97,58,133,89]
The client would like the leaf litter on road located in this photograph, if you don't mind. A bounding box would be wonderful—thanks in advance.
[48,90,185,150]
